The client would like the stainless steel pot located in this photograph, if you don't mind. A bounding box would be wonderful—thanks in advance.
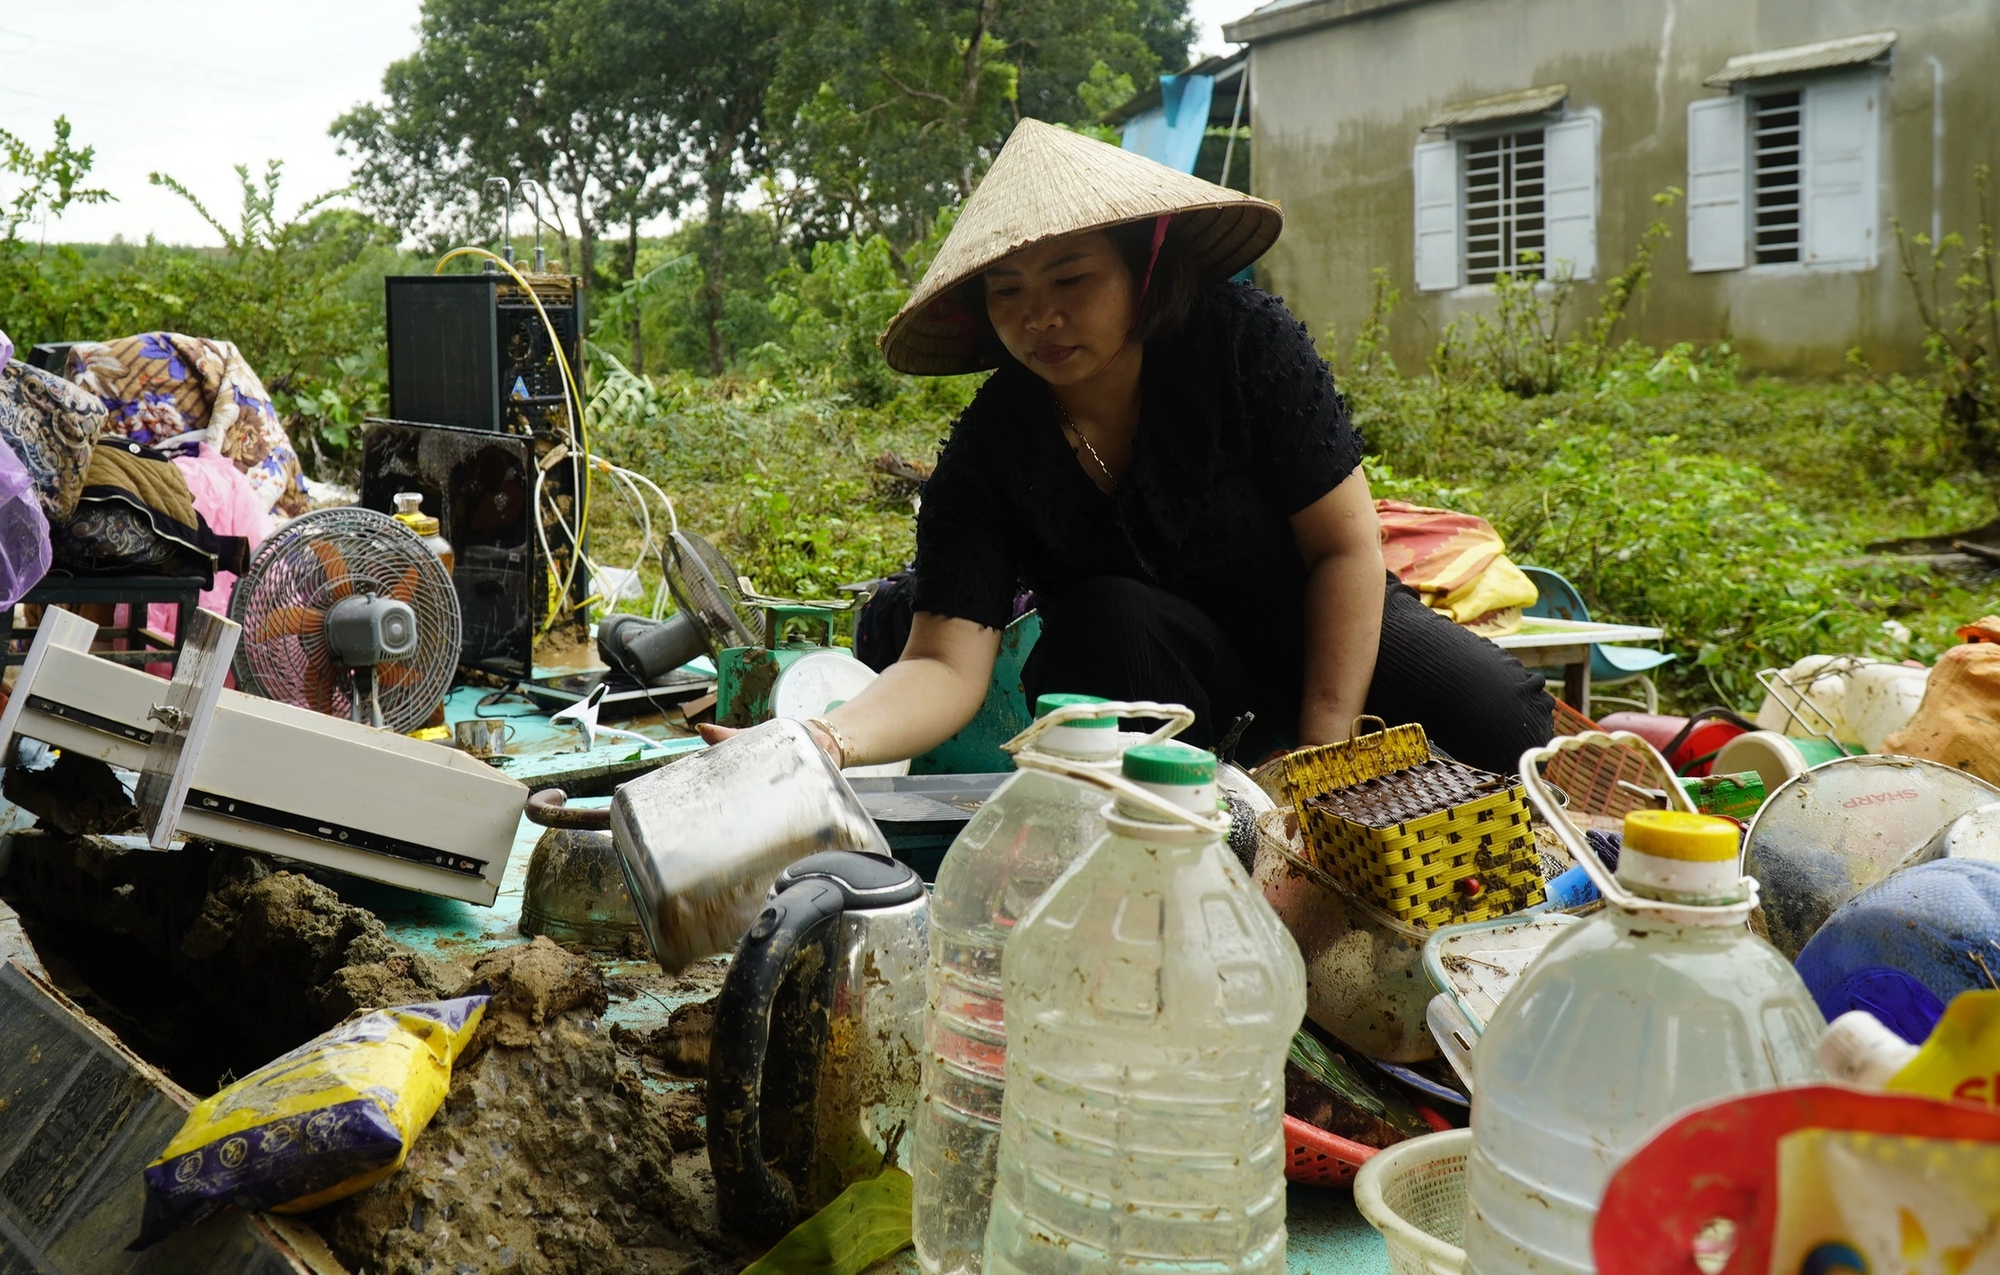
[517,825,646,950]
[529,718,892,972]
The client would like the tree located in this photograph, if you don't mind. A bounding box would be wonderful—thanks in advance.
[664,0,785,374]
[765,0,1189,255]
[331,0,684,287]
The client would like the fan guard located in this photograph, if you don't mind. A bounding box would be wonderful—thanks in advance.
[666,529,759,648]
[230,508,461,733]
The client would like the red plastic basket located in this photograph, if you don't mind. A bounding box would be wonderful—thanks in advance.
[1283,1115,1377,1187]
[1284,1106,1454,1188]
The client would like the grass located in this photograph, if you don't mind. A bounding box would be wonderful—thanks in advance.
[580,348,1995,718]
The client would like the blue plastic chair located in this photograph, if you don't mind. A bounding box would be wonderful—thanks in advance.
[1519,566,1676,715]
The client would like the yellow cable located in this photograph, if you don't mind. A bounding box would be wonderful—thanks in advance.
[433,246,593,635]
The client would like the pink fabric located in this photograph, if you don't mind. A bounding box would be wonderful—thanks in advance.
[146,444,274,651]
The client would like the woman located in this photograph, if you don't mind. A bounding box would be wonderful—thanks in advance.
[712,119,1552,773]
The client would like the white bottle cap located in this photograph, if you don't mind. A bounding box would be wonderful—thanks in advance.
[1119,743,1220,817]
[1030,693,1122,761]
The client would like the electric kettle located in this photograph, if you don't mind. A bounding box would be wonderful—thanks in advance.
[707,850,928,1239]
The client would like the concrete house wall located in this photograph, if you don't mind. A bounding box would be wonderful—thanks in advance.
[1225,0,2000,373]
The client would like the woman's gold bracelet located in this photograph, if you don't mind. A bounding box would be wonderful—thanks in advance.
[803,716,856,769]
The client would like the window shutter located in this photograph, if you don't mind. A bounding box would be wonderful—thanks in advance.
[1542,116,1598,281]
[1413,140,1459,292]
[1686,95,1747,272]
[1803,77,1878,269]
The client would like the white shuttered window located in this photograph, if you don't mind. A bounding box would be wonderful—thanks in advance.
[1542,116,1599,281]
[1684,75,1879,273]
[1803,77,1877,268]
[1413,141,1460,292]
[1413,116,1597,291]
[1686,96,1747,272]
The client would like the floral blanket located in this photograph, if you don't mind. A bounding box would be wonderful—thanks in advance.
[66,333,308,518]
[0,356,104,524]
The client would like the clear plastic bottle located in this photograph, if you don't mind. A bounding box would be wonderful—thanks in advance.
[983,744,1307,1275]
[912,694,1131,1275]
[1463,809,1827,1275]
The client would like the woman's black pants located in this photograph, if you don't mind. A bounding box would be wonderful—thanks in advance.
[1019,574,1555,774]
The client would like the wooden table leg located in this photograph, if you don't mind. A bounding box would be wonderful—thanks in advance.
[1563,659,1591,713]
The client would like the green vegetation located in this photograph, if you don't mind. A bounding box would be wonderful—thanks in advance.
[6,39,1998,718]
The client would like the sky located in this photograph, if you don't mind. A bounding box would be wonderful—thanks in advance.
[2,0,1258,247]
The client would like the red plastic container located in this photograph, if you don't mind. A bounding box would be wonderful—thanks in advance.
[1283,1116,1377,1187]
[1596,712,1747,777]
[1283,1106,1454,1188]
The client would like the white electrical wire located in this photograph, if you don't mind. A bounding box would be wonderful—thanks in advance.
[581,454,682,623]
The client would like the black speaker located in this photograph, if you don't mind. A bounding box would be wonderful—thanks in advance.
[375,272,590,672]
[384,274,583,434]
[359,419,587,677]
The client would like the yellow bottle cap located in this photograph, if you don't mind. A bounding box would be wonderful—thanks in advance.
[1622,810,1739,862]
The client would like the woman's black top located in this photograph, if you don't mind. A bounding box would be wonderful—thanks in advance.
[909,282,1364,714]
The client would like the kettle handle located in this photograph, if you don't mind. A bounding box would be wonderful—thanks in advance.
[706,876,848,1240]
[525,788,611,831]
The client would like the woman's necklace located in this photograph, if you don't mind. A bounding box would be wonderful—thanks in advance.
[1050,391,1119,490]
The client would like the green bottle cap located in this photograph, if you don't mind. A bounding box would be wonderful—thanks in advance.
[1122,742,1216,786]
[1034,692,1114,728]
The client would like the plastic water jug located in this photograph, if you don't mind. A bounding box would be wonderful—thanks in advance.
[983,743,1307,1275]
[1463,744,1826,1275]
[912,697,1191,1275]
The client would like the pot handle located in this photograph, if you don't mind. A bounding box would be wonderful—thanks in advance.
[524,788,611,831]
[706,875,849,1240]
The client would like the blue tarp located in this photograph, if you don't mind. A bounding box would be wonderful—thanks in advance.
[1119,72,1215,175]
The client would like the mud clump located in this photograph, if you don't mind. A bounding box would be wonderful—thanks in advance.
[461,936,610,1056]
[316,941,738,1275]
[612,999,715,1077]
[4,751,138,835]
[1,832,457,1073]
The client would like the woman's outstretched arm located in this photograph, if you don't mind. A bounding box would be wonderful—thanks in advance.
[699,612,1002,766]
[1291,468,1385,748]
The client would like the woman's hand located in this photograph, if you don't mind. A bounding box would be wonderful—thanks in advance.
[697,719,841,759]
[694,613,1003,767]
[1290,469,1386,747]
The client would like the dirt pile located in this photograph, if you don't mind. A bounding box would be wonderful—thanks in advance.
[316,940,737,1275]
[3,750,139,835]
[1,831,458,1078]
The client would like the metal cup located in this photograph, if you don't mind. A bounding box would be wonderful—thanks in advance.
[454,718,516,758]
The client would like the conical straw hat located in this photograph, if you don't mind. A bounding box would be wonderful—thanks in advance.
[878,117,1282,376]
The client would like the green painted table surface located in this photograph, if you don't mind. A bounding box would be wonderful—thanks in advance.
[441,685,706,795]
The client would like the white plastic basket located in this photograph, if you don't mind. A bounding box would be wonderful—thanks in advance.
[1353,1128,1471,1275]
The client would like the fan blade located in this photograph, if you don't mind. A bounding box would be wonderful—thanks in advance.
[303,661,336,713]
[254,605,323,643]
[309,539,355,601]
[388,564,423,604]
[376,662,420,689]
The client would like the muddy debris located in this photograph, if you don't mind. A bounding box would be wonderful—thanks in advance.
[612,999,716,1078]
[1,831,459,1079]
[316,941,739,1275]
[3,750,138,836]
[459,935,610,1057]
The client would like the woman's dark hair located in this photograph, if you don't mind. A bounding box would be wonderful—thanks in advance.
[950,217,1201,364]
[1104,218,1199,343]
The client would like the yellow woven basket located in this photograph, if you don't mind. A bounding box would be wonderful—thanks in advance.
[1281,718,1544,929]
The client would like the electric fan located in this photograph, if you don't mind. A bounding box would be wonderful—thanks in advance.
[230,508,461,732]
[597,529,761,682]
